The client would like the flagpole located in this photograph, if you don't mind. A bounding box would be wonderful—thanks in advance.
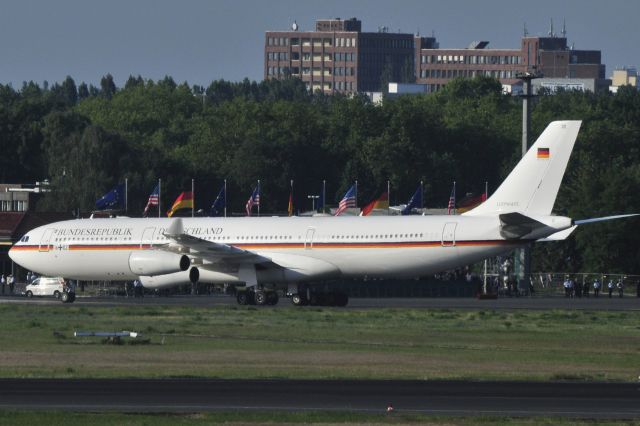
[192,178,195,218]
[125,178,128,213]
[387,180,390,215]
[158,178,162,218]
[224,179,227,218]
[257,179,260,217]
[483,179,488,294]
[322,180,326,214]
[420,180,424,209]
[355,180,358,209]
[453,181,457,215]
[290,179,294,216]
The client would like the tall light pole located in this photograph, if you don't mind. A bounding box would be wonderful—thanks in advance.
[515,71,541,296]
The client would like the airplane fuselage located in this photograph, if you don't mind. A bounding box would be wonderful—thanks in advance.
[9,215,541,286]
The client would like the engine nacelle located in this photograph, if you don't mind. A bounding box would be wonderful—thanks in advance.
[139,267,199,289]
[128,251,190,276]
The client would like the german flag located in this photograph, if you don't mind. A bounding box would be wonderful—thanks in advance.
[457,193,487,214]
[537,147,550,159]
[361,192,389,216]
[167,191,194,217]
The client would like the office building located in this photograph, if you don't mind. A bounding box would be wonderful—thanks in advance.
[265,18,608,94]
[265,18,414,93]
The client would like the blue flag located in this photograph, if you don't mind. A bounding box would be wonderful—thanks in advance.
[401,185,422,215]
[210,185,226,216]
[95,183,125,210]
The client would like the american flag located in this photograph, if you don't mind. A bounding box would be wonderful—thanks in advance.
[447,184,456,215]
[334,184,356,216]
[245,183,260,216]
[143,183,160,216]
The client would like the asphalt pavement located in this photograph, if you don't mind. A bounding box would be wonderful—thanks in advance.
[1,293,639,310]
[0,378,638,418]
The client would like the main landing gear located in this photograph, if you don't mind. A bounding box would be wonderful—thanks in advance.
[236,288,279,306]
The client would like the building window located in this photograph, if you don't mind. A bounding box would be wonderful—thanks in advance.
[292,52,299,60]
[291,38,299,46]
[303,53,311,61]
[302,38,311,46]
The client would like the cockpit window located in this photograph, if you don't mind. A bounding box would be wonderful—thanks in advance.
[19,236,30,243]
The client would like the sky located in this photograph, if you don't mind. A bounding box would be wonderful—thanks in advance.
[0,0,638,88]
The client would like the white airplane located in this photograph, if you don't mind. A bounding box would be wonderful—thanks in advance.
[9,121,637,306]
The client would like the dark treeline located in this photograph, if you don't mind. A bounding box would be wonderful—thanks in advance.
[1,74,640,273]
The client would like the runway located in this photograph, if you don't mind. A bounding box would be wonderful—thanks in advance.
[1,294,639,311]
[1,378,638,418]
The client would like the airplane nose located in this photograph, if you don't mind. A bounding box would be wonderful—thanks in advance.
[8,245,18,263]
[8,244,25,267]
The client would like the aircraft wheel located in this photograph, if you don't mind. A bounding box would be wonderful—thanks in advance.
[61,292,70,303]
[26,291,33,298]
[254,290,267,305]
[335,292,349,307]
[324,292,336,306]
[308,293,319,306]
[291,293,305,306]
[267,291,279,305]
[236,292,249,305]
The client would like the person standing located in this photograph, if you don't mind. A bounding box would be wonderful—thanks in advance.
[8,274,15,294]
[608,280,614,298]
[563,277,571,298]
[617,280,624,298]
[0,274,5,295]
[575,278,582,298]
[583,280,590,297]
[593,279,601,297]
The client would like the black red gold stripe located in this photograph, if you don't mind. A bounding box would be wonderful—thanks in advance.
[12,240,527,252]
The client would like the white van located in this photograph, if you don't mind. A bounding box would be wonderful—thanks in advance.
[24,277,66,299]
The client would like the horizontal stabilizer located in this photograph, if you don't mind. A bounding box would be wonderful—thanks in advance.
[537,226,577,242]
[574,213,640,225]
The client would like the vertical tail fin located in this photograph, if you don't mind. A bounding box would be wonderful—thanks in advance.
[464,120,581,216]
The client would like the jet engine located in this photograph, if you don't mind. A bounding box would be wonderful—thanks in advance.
[139,267,199,289]
[128,251,190,276]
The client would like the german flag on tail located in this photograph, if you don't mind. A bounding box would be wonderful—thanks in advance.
[537,147,550,159]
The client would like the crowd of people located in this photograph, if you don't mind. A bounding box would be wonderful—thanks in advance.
[0,274,16,295]
[562,277,633,298]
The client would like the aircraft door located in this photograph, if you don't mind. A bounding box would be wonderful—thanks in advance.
[38,228,55,252]
[304,228,315,250]
[441,222,457,247]
[140,227,156,249]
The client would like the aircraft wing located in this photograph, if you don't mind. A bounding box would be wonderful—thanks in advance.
[160,218,272,264]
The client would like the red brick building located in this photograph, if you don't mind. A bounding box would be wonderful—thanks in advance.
[265,18,607,94]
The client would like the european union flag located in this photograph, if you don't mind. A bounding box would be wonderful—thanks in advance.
[210,185,226,216]
[401,185,422,215]
[95,183,125,210]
